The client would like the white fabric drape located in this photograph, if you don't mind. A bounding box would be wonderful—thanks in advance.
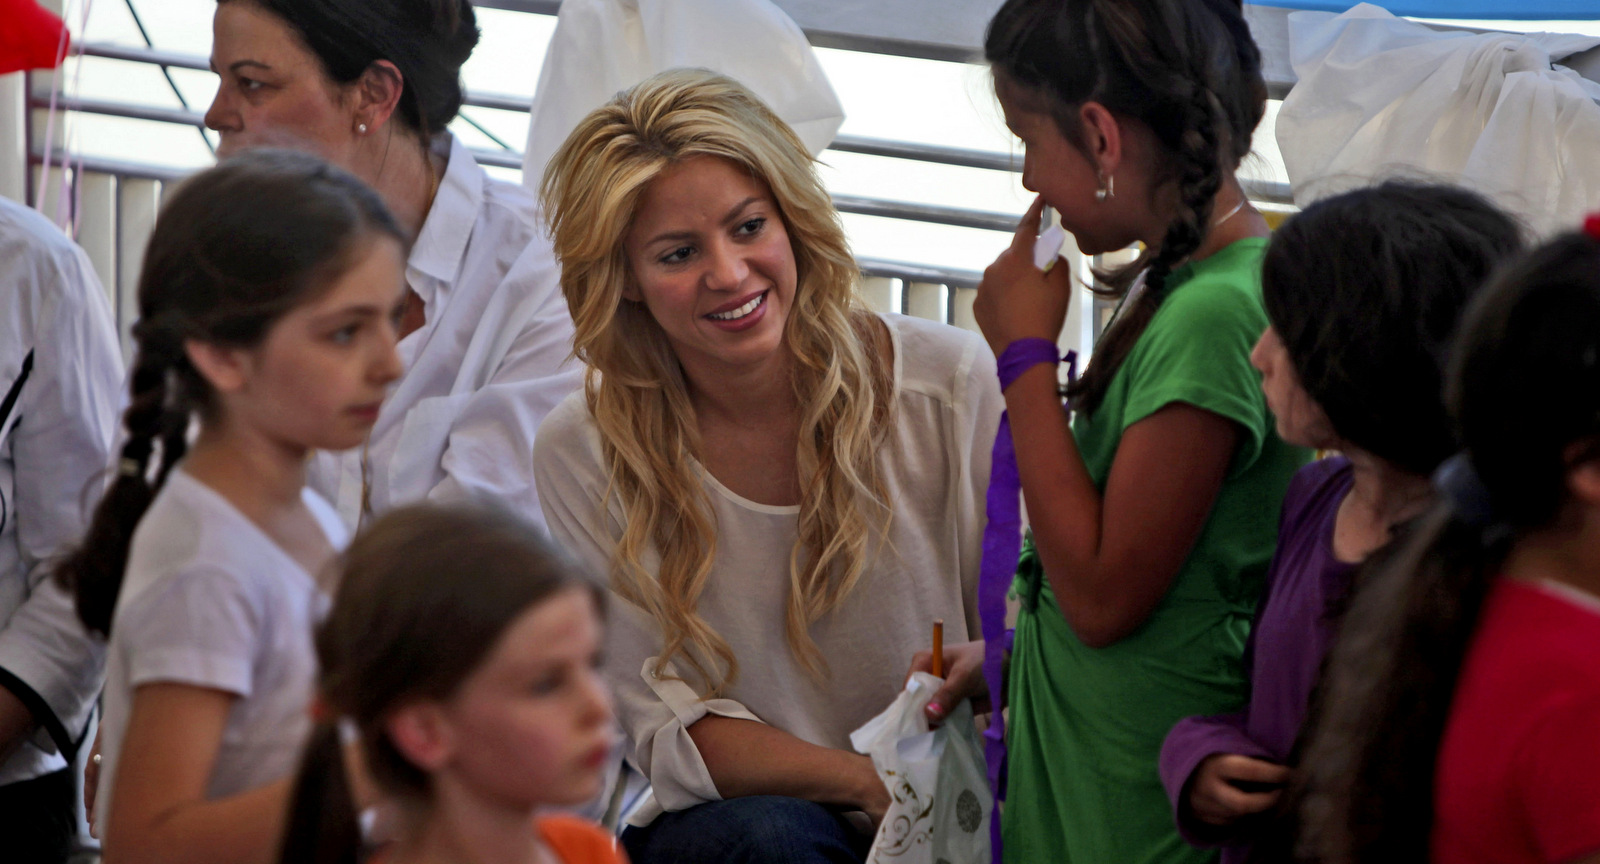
[520,0,845,189]
[1276,3,1600,238]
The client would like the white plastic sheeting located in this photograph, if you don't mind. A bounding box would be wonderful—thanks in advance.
[1276,3,1600,238]
[520,0,844,189]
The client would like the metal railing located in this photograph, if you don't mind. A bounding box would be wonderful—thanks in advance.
[19,28,1295,354]
[57,40,1301,208]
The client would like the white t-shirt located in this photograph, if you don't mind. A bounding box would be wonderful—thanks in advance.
[308,133,582,533]
[534,313,1003,824]
[97,470,347,832]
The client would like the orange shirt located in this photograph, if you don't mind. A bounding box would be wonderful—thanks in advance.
[539,816,629,864]
[365,816,626,864]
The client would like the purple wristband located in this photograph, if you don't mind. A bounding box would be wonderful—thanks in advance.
[997,338,1061,392]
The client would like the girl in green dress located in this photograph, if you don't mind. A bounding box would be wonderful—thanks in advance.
[909,1,1309,861]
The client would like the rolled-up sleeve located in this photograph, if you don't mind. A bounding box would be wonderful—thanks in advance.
[534,394,764,815]
[608,599,763,810]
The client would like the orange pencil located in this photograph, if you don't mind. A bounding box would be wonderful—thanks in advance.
[931,619,944,678]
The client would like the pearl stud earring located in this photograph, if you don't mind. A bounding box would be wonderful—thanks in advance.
[357,123,368,135]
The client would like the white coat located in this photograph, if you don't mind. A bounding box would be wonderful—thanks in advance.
[0,197,123,785]
[1276,3,1600,238]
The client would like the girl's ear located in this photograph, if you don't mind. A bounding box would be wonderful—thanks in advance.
[385,702,456,773]
[183,339,250,395]
[1079,101,1123,177]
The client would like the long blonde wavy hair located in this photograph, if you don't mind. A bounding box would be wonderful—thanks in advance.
[540,69,894,695]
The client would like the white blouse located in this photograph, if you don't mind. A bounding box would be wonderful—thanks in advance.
[534,313,1002,824]
[308,133,582,532]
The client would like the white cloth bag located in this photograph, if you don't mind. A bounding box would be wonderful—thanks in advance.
[520,0,845,188]
[849,672,992,864]
[1275,3,1600,238]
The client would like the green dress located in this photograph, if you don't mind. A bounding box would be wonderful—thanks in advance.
[1001,238,1309,864]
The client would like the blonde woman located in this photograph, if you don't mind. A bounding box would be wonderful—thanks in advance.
[534,69,1001,864]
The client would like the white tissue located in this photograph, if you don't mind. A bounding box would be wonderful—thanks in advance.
[1033,224,1067,272]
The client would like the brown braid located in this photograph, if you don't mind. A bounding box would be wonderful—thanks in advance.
[52,149,403,636]
[986,0,1265,415]
[56,343,192,635]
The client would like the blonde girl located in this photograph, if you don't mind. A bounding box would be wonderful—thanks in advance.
[55,149,406,864]
[535,69,1002,864]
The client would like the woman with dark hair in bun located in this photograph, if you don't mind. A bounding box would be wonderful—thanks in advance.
[205,0,580,532]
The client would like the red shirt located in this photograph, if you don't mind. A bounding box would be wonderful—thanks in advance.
[1433,578,1600,864]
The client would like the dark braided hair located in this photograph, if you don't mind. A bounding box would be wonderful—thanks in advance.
[985,0,1266,414]
[54,149,403,636]
[219,0,480,139]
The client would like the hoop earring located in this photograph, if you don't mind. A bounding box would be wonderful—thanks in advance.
[1095,173,1115,202]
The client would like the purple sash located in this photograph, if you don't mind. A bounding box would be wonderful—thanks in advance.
[981,338,1074,863]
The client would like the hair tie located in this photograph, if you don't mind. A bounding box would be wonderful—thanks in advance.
[118,457,143,478]
[1585,212,1600,241]
[1432,452,1502,530]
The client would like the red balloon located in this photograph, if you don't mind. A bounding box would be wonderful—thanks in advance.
[0,0,68,76]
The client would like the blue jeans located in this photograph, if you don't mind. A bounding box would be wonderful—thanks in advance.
[621,796,872,864]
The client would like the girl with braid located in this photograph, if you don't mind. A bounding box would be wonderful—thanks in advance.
[914,1,1308,861]
[54,149,406,864]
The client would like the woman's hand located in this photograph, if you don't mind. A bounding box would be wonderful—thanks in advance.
[851,754,892,828]
[1188,754,1290,827]
[688,715,891,824]
[906,639,989,726]
[974,195,1076,357]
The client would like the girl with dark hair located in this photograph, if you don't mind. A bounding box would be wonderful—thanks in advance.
[912,0,1308,860]
[1158,182,1523,864]
[276,504,621,864]
[205,0,580,534]
[1296,219,1600,864]
[54,149,406,864]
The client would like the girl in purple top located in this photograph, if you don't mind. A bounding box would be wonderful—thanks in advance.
[1159,182,1522,863]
